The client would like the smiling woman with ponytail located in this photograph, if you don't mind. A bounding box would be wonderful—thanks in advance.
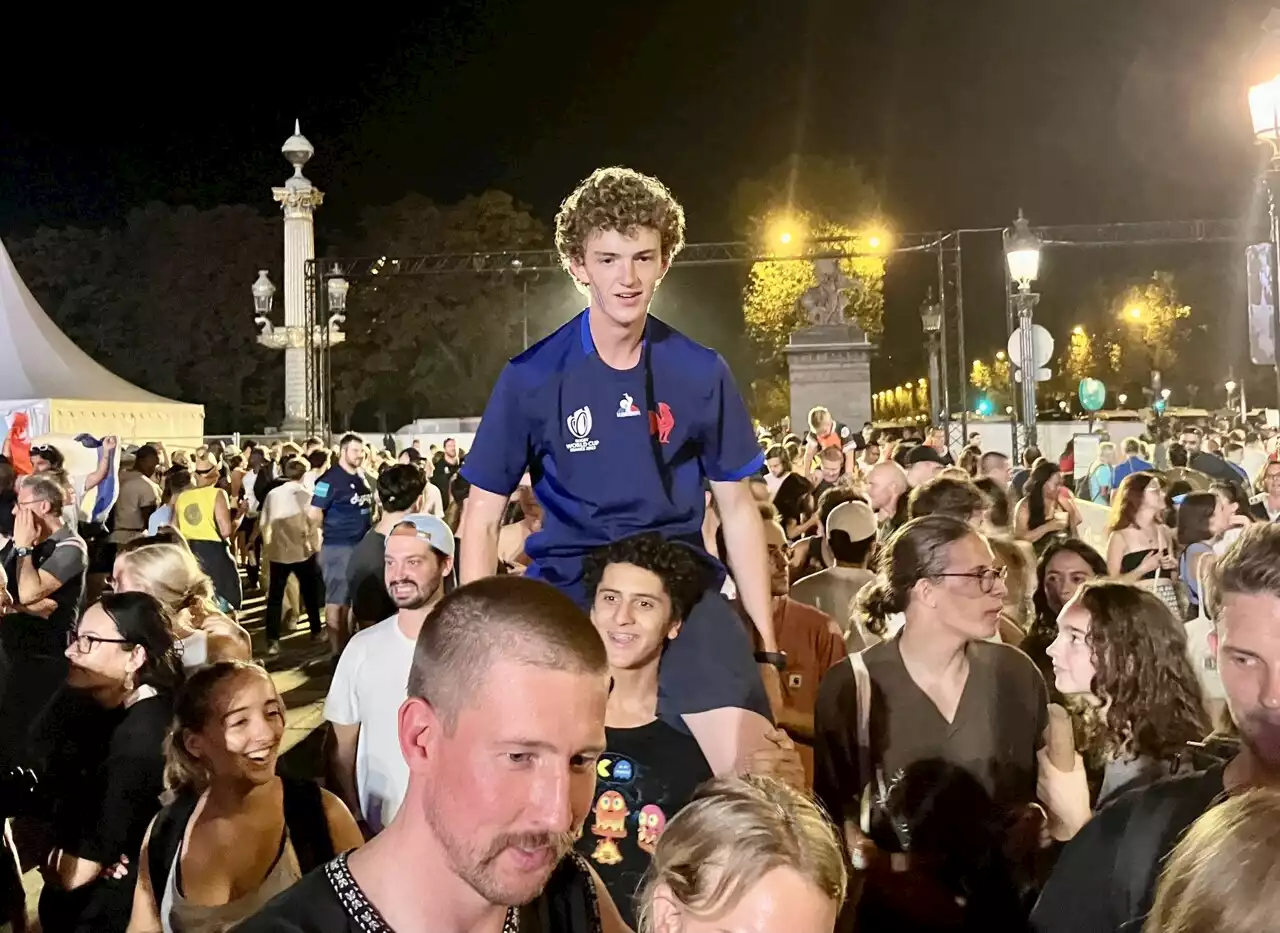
[128,661,362,933]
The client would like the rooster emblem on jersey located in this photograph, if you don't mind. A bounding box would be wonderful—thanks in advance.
[649,403,675,445]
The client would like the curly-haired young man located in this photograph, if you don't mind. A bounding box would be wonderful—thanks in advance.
[460,167,785,777]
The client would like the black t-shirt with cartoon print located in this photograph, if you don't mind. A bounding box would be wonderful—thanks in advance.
[574,719,712,929]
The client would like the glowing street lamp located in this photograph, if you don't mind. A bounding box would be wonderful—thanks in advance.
[1161,388,1172,401]
[1004,209,1042,290]
[1125,305,1144,322]
[778,231,793,245]
[1005,210,1043,447]
[995,350,1007,362]
[1072,325,1085,336]
[1118,393,1128,407]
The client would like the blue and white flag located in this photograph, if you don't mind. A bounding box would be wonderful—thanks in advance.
[75,434,120,525]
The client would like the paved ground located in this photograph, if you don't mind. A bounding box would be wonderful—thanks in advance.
[14,578,334,928]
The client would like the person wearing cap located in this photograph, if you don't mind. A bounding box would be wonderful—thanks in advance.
[788,501,878,639]
[110,443,161,549]
[325,514,455,838]
[905,443,946,488]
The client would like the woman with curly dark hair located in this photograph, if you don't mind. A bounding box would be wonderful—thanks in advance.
[1022,540,1109,688]
[1015,459,1080,554]
[1047,580,1209,806]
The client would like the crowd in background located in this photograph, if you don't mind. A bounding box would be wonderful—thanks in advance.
[3,402,1280,931]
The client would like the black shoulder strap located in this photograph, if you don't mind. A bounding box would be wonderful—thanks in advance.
[148,791,202,913]
[282,776,336,873]
[1115,767,1226,930]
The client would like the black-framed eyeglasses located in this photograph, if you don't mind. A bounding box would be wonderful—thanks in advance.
[67,631,132,654]
[933,566,1008,594]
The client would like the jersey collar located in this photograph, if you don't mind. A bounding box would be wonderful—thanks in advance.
[578,308,649,358]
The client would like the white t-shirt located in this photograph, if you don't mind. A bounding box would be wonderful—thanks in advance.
[324,615,416,833]
[422,481,444,518]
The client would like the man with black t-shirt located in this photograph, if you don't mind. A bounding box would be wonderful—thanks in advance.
[242,576,628,933]
[1032,522,1280,932]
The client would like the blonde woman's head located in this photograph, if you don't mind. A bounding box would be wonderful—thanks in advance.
[638,775,845,933]
[1145,788,1280,933]
[113,542,215,614]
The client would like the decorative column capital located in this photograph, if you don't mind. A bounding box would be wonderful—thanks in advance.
[273,185,325,218]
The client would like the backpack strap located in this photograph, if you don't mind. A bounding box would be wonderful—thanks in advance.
[282,775,336,873]
[847,651,874,840]
[1114,765,1227,930]
[847,651,872,790]
[148,790,202,914]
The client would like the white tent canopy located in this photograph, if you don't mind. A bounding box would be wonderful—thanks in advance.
[0,237,204,446]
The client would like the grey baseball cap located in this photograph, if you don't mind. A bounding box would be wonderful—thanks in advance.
[392,514,456,559]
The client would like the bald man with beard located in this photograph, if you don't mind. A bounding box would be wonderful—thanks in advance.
[866,461,909,544]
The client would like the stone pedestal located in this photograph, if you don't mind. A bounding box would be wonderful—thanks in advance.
[784,324,874,434]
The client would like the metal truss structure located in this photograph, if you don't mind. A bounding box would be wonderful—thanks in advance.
[302,218,1250,442]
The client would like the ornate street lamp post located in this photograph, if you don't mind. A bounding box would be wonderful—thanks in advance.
[1249,12,1280,405]
[1005,210,1043,447]
[251,122,350,437]
[920,289,943,422]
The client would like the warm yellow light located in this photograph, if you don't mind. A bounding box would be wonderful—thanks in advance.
[868,236,881,249]
[995,350,1006,362]
[779,231,793,245]
[918,378,926,387]
[1250,73,1280,143]
[1126,305,1143,321]
[1072,325,1085,336]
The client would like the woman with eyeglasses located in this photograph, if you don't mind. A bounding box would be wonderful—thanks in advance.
[37,592,181,933]
[171,458,242,614]
[815,515,1051,930]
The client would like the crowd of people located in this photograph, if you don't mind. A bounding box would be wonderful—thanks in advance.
[0,164,1279,932]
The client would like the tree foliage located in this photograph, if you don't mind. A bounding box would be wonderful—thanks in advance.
[330,190,550,426]
[9,204,282,431]
[1110,271,1191,379]
[7,192,553,433]
[733,157,887,424]
[1054,329,1095,397]
[970,356,1011,409]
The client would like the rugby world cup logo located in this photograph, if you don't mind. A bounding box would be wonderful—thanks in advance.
[567,407,593,440]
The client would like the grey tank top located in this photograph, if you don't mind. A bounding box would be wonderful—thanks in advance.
[160,830,302,933]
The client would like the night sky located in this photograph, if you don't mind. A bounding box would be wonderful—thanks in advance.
[3,0,1277,394]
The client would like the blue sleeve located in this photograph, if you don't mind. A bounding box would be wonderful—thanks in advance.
[461,363,532,497]
[657,590,772,726]
[700,355,765,482]
[310,473,336,512]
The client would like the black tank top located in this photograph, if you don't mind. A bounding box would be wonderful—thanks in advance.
[575,719,713,929]
[1120,549,1159,580]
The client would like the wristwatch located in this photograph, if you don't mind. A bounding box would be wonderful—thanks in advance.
[13,546,33,559]
[754,650,787,671]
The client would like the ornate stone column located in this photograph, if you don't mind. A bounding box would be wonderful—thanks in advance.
[269,122,324,432]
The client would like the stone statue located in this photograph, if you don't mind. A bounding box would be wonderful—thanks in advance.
[800,258,861,327]
[254,315,275,338]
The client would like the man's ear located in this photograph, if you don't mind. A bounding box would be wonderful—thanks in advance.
[399,696,442,772]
